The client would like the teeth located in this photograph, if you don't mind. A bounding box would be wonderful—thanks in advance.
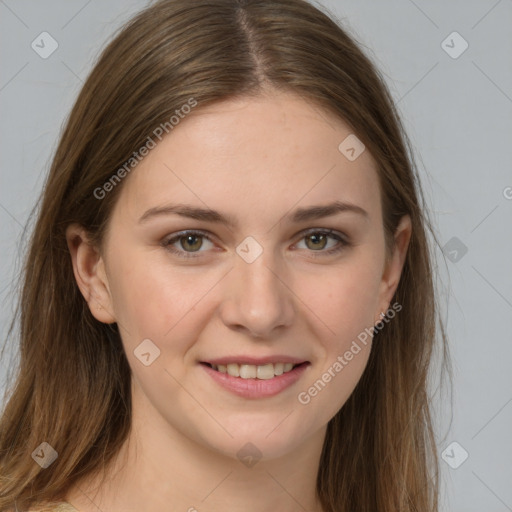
[210,362,300,379]
[256,363,274,380]
[274,363,284,375]
[226,363,239,377]
[239,364,257,379]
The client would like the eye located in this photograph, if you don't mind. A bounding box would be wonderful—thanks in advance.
[293,228,350,257]
[161,228,350,260]
[162,230,215,259]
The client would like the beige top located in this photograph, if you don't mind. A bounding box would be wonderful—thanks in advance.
[27,502,79,512]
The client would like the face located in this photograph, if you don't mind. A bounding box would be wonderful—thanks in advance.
[68,90,410,461]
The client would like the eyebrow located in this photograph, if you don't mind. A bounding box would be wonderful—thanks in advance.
[138,200,369,227]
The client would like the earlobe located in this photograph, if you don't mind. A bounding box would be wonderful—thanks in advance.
[375,215,412,323]
[65,223,117,324]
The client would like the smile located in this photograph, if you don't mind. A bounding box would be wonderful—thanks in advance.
[200,361,310,398]
[205,362,301,379]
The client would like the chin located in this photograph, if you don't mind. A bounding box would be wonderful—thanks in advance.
[201,416,318,463]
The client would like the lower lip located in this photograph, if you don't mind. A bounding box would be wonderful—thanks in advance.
[200,363,310,399]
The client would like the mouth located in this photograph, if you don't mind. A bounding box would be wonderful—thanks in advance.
[200,361,309,380]
[199,360,310,398]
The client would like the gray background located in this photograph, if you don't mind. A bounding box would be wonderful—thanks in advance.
[1,1,511,510]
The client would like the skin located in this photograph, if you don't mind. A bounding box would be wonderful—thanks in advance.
[65,89,411,512]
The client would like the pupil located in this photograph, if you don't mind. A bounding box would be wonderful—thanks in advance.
[308,234,326,250]
[183,235,201,251]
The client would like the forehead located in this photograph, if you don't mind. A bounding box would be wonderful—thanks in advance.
[111,91,382,228]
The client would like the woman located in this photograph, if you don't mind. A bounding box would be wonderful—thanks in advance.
[0,0,449,511]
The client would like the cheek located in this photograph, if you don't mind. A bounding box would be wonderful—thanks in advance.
[297,343,371,428]
[294,261,379,423]
[107,251,220,352]
[297,254,383,345]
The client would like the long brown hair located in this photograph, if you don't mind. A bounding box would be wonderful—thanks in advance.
[0,0,450,510]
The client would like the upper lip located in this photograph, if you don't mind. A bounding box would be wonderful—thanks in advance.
[202,356,308,366]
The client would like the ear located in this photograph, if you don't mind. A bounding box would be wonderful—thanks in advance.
[65,223,116,324]
[374,215,412,324]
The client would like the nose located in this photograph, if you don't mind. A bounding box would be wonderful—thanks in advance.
[218,247,295,339]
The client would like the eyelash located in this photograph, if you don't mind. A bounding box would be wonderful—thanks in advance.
[161,228,350,260]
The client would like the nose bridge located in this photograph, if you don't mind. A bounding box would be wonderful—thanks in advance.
[220,241,294,337]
